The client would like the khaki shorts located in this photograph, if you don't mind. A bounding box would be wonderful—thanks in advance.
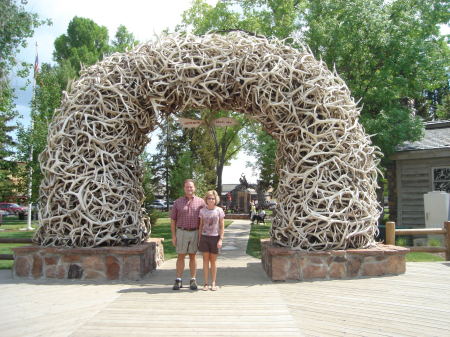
[176,228,199,254]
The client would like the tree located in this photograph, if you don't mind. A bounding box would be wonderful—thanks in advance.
[0,0,49,200]
[150,115,191,202]
[15,63,69,201]
[304,0,449,158]
[243,123,278,190]
[111,25,138,53]
[53,16,109,73]
[436,93,450,120]
[140,151,155,204]
[179,0,450,169]
[0,109,19,200]
[186,110,248,197]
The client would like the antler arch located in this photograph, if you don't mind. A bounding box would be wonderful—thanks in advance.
[34,32,381,249]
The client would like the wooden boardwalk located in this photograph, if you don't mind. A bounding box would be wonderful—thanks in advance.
[277,262,450,336]
[1,220,450,337]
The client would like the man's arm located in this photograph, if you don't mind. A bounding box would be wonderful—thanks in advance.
[171,219,177,247]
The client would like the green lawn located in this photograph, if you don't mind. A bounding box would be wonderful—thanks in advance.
[405,252,444,262]
[244,222,446,262]
[0,216,233,269]
[1,215,38,230]
[0,229,35,269]
[246,222,271,259]
[150,218,233,260]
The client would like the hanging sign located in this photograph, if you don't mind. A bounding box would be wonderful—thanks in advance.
[177,117,239,128]
[178,118,204,128]
[211,117,239,127]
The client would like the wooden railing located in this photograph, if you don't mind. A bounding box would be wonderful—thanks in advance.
[0,238,33,260]
[386,221,450,260]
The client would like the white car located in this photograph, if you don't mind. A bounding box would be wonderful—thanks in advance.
[148,200,167,210]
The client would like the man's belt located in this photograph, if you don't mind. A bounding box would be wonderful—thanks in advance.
[177,227,198,231]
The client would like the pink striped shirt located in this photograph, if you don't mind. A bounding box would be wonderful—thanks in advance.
[170,196,205,230]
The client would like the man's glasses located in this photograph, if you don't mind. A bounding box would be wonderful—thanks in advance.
[207,197,215,200]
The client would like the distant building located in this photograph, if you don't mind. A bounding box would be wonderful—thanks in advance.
[220,182,274,212]
[389,120,450,227]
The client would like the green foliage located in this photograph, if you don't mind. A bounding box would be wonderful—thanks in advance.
[243,123,278,189]
[360,108,424,162]
[148,209,165,228]
[305,0,449,159]
[0,109,18,199]
[141,151,155,204]
[179,0,450,173]
[178,0,303,38]
[111,25,138,53]
[169,150,196,199]
[53,16,109,72]
[436,93,450,120]
[0,0,50,77]
[395,236,411,247]
[15,63,71,201]
[428,238,442,247]
[150,115,190,199]
[0,0,49,200]
[184,110,249,195]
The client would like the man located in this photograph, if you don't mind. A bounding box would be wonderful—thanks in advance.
[170,179,206,290]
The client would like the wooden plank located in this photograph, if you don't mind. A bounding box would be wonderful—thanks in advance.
[400,217,425,225]
[396,228,446,235]
[401,208,424,213]
[407,246,446,253]
[400,179,429,185]
[400,187,430,193]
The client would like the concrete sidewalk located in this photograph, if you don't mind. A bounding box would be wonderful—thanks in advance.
[1,220,450,337]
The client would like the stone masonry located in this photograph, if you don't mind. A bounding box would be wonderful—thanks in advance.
[261,239,409,281]
[12,238,164,281]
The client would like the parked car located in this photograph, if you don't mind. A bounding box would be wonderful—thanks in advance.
[0,202,28,215]
[147,200,167,210]
[264,200,277,209]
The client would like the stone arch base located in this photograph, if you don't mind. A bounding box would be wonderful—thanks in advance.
[34,32,381,250]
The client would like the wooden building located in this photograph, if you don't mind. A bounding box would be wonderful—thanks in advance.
[389,120,450,227]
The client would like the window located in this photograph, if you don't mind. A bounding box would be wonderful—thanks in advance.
[433,167,450,193]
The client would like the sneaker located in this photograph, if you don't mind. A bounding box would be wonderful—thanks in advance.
[190,278,198,290]
[172,279,182,290]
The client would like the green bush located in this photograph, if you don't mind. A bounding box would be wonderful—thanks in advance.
[149,210,166,227]
[428,238,442,247]
[395,236,411,247]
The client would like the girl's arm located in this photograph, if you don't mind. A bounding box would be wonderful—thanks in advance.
[198,217,204,243]
[218,216,224,249]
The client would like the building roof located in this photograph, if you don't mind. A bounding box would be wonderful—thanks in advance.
[222,184,239,193]
[396,120,450,152]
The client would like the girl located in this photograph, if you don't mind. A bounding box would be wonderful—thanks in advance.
[198,190,225,291]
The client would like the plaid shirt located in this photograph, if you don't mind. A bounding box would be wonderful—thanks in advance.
[170,196,205,230]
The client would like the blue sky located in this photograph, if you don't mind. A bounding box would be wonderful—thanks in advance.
[11,0,259,184]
